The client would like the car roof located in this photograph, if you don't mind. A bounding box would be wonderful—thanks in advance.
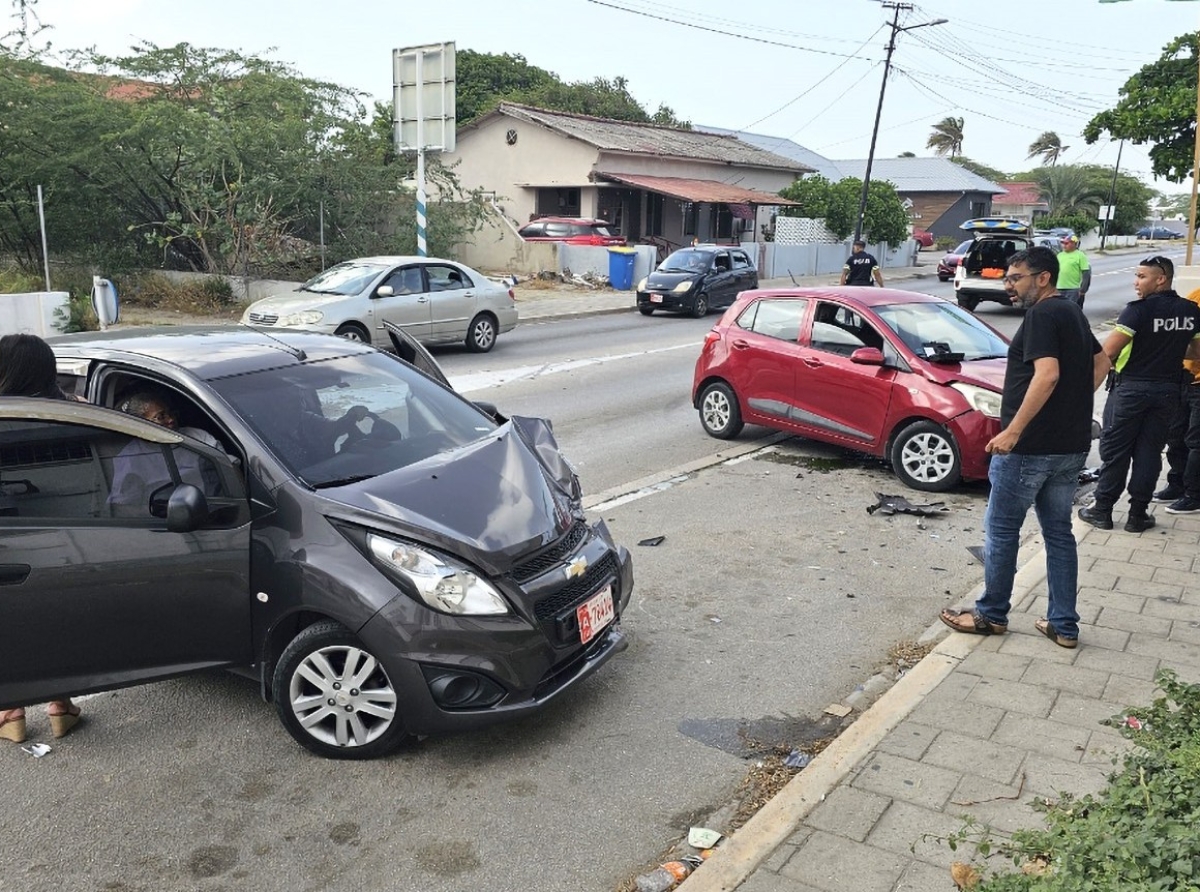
[50,325,376,381]
[525,217,612,225]
[330,256,466,266]
[734,286,948,309]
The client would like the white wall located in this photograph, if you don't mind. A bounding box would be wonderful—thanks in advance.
[0,292,70,338]
[761,240,916,278]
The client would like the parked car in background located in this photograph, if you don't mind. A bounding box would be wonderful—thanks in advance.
[242,256,518,353]
[1136,225,1184,240]
[937,239,973,281]
[1031,236,1063,252]
[636,245,758,317]
[517,217,627,246]
[2,325,633,759]
[692,286,1008,491]
[953,218,1033,312]
[912,228,934,250]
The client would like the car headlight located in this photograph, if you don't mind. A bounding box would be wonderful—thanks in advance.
[636,277,648,291]
[673,280,693,293]
[950,382,1002,419]
[279,310,324,326]
[367,534,509,615]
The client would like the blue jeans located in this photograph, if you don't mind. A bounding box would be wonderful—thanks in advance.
[976,452,1088,639]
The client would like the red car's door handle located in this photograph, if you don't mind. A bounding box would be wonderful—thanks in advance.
[802,357,823,368]
[731,339,751,350]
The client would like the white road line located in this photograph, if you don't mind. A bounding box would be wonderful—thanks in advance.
[451,341,700,394]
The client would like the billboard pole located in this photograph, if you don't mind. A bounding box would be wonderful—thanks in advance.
[415,50,427,258]
[394,42,454,260]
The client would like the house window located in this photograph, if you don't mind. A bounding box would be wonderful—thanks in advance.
[646,194,664,237]
[536,188,581,217]
[682,202,699,237]
[970,200,988,218]
[716,205,733,240]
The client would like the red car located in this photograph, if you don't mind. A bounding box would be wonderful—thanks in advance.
[517,217,626,246]
[691,287,1008,491]
[913,228,934,250]
[937,239,973,281]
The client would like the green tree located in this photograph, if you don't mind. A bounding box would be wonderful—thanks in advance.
[778,176,909,246]
[1032,165,1106,218]
[1083,33,1198,183]
[953,157,1008,184]
[926,116,964,158]
[1026,130,1069,166]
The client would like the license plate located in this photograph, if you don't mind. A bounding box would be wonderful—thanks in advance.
[577,585,614,644]
[649,294,663,303]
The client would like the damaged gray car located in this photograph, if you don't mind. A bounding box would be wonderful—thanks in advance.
[0,323,632,759]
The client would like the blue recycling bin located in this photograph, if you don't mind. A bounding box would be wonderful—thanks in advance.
[607,247,637,290]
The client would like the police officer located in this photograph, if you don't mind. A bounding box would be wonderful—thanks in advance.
[1079,255,1200,532]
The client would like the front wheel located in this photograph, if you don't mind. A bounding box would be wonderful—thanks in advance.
[335,322,371,343]
[466,313,498,353]
[698,382,743,439]
[638,306,655,316]
[890,420,961,492]
[691,293,709,318]
[272,621,409,760]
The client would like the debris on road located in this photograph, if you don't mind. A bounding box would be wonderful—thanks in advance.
[783,748,812,769]
[687,827,723,849]
[634,856,703,892]
[823,703,853,718]
[866,493,950,517]
[638,536,666,547]
[20,743,51,757]
[967,545,985,566]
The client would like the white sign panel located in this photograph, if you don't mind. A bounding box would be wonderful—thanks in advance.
[393,42,456,153]
[1099,204,1115,222]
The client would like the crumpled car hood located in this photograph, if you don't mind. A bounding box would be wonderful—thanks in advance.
[326,417,581,567]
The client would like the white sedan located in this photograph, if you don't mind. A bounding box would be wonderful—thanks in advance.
[242,256,519,352]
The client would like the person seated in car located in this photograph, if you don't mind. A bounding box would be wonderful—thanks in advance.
[110,390,223,510]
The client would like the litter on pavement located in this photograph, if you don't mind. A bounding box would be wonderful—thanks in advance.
[866,493,950,517]
[687,827,723,849]
[783,749,812,769]
[20,743,51,757]
[638,536,666,547]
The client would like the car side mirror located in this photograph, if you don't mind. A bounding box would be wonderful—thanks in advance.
[850,347,885,366]
[375,285,394,298]
[472,400,507,423]
[151,483,210,533]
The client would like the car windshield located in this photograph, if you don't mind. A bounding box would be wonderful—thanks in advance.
[209,352,497,487]
[299,262,388,295]
[660,249,712,272]
[873,301,1009,362]
[952,240,972,255]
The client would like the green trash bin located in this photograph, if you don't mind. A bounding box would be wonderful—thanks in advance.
[607,247,637,290]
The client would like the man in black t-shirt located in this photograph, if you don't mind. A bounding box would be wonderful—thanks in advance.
[941,247,1109,649]
[1079,255,1200,532]
[840,240,883,287]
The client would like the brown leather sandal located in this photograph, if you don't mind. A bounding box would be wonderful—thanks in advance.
[1035,618,1078,649]
[939,608,1007,636]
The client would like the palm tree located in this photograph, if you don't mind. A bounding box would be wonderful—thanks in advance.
[1027,131,1070,166]
[926,117,964,158]
[1032,165,1104,216]
[898,151,916,157]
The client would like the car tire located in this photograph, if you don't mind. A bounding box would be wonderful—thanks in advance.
[938,274,951,282]
[957,294,980,312]
[698,381,743,439]
[639,306,655,316]
[890,420,961,492]
[691,293,709,318]
[465,313,498,353]
[272,620,409,760]
[335,322,371,343]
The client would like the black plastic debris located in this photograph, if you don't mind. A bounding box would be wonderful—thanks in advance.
[967,545,985,566]
[866,493,950,517]
[638,536,666,547]
[1078,466,1100,484]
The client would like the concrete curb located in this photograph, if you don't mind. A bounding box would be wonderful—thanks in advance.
[681,535,1055,892]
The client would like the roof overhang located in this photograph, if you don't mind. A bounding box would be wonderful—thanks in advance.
[595,172,798,206]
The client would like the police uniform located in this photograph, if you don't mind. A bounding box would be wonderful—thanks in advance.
[1091,289,1200,517]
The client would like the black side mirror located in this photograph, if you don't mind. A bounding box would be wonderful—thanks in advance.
[151,483,210,533]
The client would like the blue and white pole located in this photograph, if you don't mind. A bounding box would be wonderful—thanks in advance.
[417,146,427,257]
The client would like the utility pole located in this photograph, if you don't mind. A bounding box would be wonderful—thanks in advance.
[1100,138,1124,251]
[854,4,948,244]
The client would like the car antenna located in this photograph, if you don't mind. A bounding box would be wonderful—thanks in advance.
[239,322,307,361]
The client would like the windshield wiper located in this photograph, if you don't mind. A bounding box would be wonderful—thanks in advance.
[313,474,375,489]
[971,353,1007,360]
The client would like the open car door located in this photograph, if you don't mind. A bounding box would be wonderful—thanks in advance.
[383,318,451,389]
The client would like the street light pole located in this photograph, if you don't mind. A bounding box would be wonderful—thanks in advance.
[854,4,948,244]
[1100,138,1124,251]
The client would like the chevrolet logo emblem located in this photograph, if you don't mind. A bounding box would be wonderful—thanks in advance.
[565,556,588,579]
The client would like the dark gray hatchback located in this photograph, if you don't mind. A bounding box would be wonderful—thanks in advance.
[0,326,632,759]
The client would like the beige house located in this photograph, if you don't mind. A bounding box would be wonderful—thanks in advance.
[442,103,808,257]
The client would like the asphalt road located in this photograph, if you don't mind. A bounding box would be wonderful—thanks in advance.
[2,248,1176,892]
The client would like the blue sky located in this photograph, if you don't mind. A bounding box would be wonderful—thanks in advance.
[28,0,1200,194]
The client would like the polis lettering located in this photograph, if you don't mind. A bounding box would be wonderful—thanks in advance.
[1153,317,1197,333]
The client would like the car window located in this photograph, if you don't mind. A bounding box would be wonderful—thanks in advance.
[738,298,806,342]
[300,262,387,296]
[873,301,1009,361]
[425,265,472,291]
[810,302,884,356]
[520,222,545,238]
[381,267,424,295]
[210,352,497,487]
[0,420,225,521]
[544,223,570,237]
[953,240,973,255]
[732,252,751,270]
[590,223,615,237]
[660,248,713,273]
[714,253,732,272]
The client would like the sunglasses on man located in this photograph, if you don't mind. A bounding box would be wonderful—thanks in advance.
[1141,255,1173,276]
